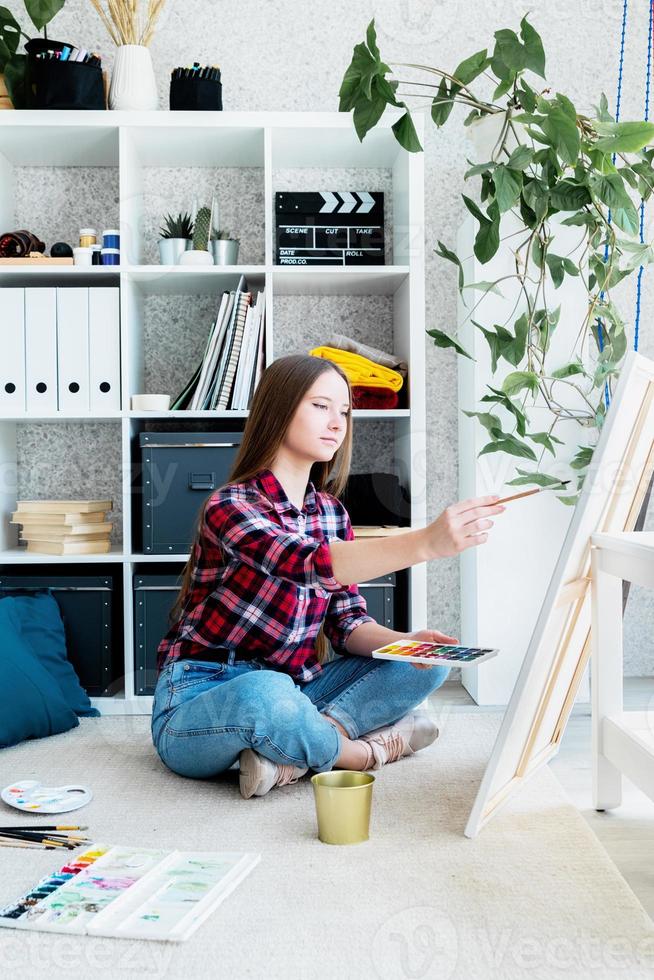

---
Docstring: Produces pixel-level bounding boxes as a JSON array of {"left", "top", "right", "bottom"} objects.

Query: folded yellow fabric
[{"left": 309, "top": 346, "right": 404, "bottom": 391}]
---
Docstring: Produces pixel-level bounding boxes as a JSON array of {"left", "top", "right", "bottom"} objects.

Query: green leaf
[
  {"left": 570, "top": 446, "right": 594, "bottom": 470},
  {"left": 479, "top": 385, "right": 527, "bottom": 436},
  {"left": 593, "top": 120, "right": 654, "bottom": 154},
  {"left": 519, "top": 16, "right": 546, "bottom": 77},
  {"left": 558, "top": 494, "right": 581, "bottom": 506},
  {"left": 507, "top": 469, "right": 567, "bottom": 487},
  {"left": 431, "top": 77, "right": 454, "bottom": 127},
  {"left": 549, "top": 179, "right": 591, "bottom": 211},
  {"left": 353, "top": 96, "right": 387, "bottom": 143},
  {"left": 426, "top": 327, "right": 474, "bottom": 360},
  {"left": 502, "top": 370, "right": 540, "bottom": 397},
  {"left": 493, "top": 74, "right": 515, "bottom": 100},
  {"left": 475, "top": 314, "right": 528, "bottom": 371},
  {"left": 545, "top": 252, "right": 566, "bottom": 288},
  {"left": 462, "top": 410, "right": 504, "bottom": 438},
  {"left": 591, "top": 174, "right": 639, "bottom": 235},
  {"left": 493, "top": 164, "right": 523, "bottom": 213},
  {"left": 464, "top": 159, "right": 496, "bottom": 179},
  {"left": 434, "top": 240, "right": 464, "bottom": 289},
  {"left": 517, "top": 80, "right": 537, "bottom": 113},
  {"left": 463, "top": 195, "right": 500, "bottom": 263},
  {"left": 24, "top": 0, "right": 64, "bottom": 31},
  {"left": 526, "top": 431, "right": 564, "bottom": 456},
  {"left": 593, "top": 360, "right": 620, "bottom": 387},
  {"left": 595, "top": 92, "right": 614, "bottom": 123},
  {"left": 479, "top": 435, "right": 538, "bottom": 461},
  {"left": 539, "top": 107, "right": 580, "bottom": 165},
  {"left": 452, "top": 48, "right": 490, "bottom": 86},
  {"left": 462, "top": 280, "right": 505, "bottom": 297},
  {"left": 493, "top": 28, "right": 526, "bottom": 73},
  {"left": 392, "top": 110, "right": 423, "bottom": 152},
  {"left": 506, "top": 144, "right": 534, "bottom": 170},
  {"left": 551, "top": 360, "right": 586, "bottom": 379},
  {"left": 0, "top": 6, "right": 21, "bottom": 71},
  {"left": 366, "top": 19, "right": 380, "bottom": 59}
]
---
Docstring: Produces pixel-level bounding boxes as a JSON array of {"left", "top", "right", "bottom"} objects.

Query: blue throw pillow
[
  {"left": 0, "top": 601, "right": 79, "bottom": 749},
  {"left": 2, "top": 593, "right": 100, "bottom": 717}
]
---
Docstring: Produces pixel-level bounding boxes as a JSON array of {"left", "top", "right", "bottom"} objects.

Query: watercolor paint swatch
[
  {"left": 372, "top": 640, "right": 500, "bottom": 666},
  {"left": 0, "top": 844, "right": 260, "bottom": 942}
]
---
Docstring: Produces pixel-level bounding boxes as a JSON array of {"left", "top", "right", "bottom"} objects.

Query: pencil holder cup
[
  {"left": 170, "top": 74, "right": 222, "bottom": 110},
  {"left": 311, "top": 771, "right": 374, "bottom": 845}
]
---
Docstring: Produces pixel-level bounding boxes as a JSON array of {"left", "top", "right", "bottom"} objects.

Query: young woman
[{"left": 151, "top": 354, "right": 505, "bottom": 799}]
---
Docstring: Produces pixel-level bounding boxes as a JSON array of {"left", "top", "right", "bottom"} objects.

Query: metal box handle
[{"left": 189, "top": 471, "right": 216, "bottom": 491}]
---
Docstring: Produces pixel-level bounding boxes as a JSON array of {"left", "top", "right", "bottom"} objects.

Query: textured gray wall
[{"left": 10, "top": 0, "right": 654, "bottom": 674}]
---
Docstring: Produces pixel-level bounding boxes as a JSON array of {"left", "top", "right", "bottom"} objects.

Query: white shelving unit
[{"left": 0, "top": 110, "right": 426, "bottom": 714}]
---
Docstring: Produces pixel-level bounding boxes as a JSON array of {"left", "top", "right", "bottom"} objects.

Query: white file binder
[
  {"left": 0, "top": 288, "right": 26, "bottom": 414},
  {"left": 25, "top": 288, "right": 57, "bottom": 413},
  {"left": 89, "top": 287, "right": 120, "bottom": 412},
  {"left": 57, "top": 288, "right": 89, "bottom": 413}
]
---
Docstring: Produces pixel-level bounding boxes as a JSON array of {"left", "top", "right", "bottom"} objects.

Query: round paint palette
[{"left": 1, "top": 780, "right": 93, "bottom": 813}]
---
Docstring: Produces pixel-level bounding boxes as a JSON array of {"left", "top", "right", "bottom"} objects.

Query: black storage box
[
  {"left": 170, "top": 74, "right": 222, "bottom": 110},
  {"left": 138, "top": 431, "right": 243, "bottom": 554},
  {"left": 133, "top": 570, "right": 396, "bottom": 695},
  {"left": 25, "top": 38, "right": 105, "bottom": 110},
  {"left": 0, "top": 574, "right": 114, "bottom": 695}
]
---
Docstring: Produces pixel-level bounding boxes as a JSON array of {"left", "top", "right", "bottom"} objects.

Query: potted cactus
[
  {"left": 179, "top": 201, "right": 214, "bottom": 265},
  {"left": 158, "top": 211, "right": 193, "bottom": 264},
  {"left": 211, "top": 228, "right": 240, "bottom": 265}
]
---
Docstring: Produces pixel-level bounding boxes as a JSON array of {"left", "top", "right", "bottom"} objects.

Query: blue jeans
[{"left": 151, "top": 652, "right": 450, "bottom": 779}]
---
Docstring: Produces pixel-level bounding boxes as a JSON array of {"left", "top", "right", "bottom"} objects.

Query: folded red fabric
[{"left": 351, "top": 386, "right": 399, "bottom": 410}]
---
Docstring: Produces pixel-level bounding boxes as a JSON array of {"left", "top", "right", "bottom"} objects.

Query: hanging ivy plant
[{"left": 339, "top": 16, "right": 654, "bottom": 504}]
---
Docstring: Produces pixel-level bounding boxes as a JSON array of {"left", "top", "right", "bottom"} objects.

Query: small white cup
[
  {"left": 73, "top": 246, "right": 93, "bottom": 266},
  {"left": 131, "top": 393, "right": 171, "bottom": 411}
]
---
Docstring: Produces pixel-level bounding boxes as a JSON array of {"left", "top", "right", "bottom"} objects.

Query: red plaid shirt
[{"left": 156, "top": 468, "right": 375, "bottom": 681}]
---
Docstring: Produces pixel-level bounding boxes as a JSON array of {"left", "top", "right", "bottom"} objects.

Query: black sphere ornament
[{"left": 51, "top": 242, "right": 74, "bottom": 258}]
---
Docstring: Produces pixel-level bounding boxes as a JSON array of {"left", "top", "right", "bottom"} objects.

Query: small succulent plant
[
  {"left": 212, "top": 228, "right": 241, "bottom": 244},
  {"left": 159, "top": 212, "right": 194, "bottom": 240}
]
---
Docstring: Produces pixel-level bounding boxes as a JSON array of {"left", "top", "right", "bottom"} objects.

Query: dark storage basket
[
  {"left": 170, "top": 75, "right": 222, "bottom": 111},
  {"left": 25, "top": 38, "right": 105, "bottom": 109}
]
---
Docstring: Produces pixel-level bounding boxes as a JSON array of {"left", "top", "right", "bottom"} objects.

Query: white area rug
[{"left": 0, "top": 711, "right": 652, "bottom": 980}]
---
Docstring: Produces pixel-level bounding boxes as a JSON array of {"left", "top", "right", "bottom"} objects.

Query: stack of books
[
  {"left": 12, "top": 499, "right": 113, "bottom": 555},
  {"left": 171, "top": 274, "right": 266, "bottom": 411}
]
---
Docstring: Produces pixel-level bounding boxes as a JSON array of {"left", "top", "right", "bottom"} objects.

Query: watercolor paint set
[
  {"left": 0, "top": 844, "right": 260, "bottom": 942},
  {"left": 372, "top": 640, "right": 500, "bottom": 666}
]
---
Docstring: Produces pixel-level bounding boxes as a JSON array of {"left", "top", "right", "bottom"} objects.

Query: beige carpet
[{"left": 0, "top": 711, "right": 652, "bottom": 980}]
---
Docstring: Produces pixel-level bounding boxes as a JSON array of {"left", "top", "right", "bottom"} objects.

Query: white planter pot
[
  {"left": 158, "top": 238, "right": 192, "bottom": 264},
  {"left": 109, "top": 45, "right": 158, "bottom": 111},
  {"left": 467, "top": 111, "right": 525, "bottom": 163},
  {"left": 178, "top": 249, "right": 214, "bottom": 266}
]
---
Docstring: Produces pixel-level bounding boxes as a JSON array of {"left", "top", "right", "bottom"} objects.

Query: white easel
[{"left": 591, "top": 531, "right": 654, "bottom": 810}]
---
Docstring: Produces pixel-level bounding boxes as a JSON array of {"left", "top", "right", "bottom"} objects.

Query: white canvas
[{"left": 465, "top": 349, "right": 654, "bottom": 837}]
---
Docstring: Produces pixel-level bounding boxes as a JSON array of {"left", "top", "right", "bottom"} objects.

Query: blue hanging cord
[
  {"left": 634, "top": 0, "right": 653, "bottom": 354},
  {"left": 597, "top": 0, "right": 629, "bottom": 410}
]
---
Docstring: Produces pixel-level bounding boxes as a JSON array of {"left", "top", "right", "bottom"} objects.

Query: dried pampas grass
[{"left": 89, "top": 0, "right": 166, "bottom": 47}]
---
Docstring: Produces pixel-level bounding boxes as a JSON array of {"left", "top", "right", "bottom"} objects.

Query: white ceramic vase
[{"left": 109, "top": 45, "right": 158, "bottom": 111}]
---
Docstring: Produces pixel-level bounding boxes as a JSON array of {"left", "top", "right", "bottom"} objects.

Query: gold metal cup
[{"left": 311, "top": 771, "right": 375, "bottom": 845}]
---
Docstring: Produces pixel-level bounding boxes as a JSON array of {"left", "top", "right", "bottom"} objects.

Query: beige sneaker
[
  {"left": 359, "top": 711, "right": 440, "bottom": 770},
  {"left": 238, "top": 748, "right": 308, "bottom": 799}
]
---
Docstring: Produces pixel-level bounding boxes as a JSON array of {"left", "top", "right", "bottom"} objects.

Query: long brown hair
[{"left": 168, "top": 354, "right": 354, "bottom": 664}]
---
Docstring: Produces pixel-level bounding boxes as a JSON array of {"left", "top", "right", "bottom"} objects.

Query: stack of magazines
[{"left": 172, "top": 275, "right": 266, "bottom": 411}]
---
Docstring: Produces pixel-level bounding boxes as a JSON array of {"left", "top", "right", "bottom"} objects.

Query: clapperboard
[{"left": 275, "top": 191, "right": 385, "bottom": 266}]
